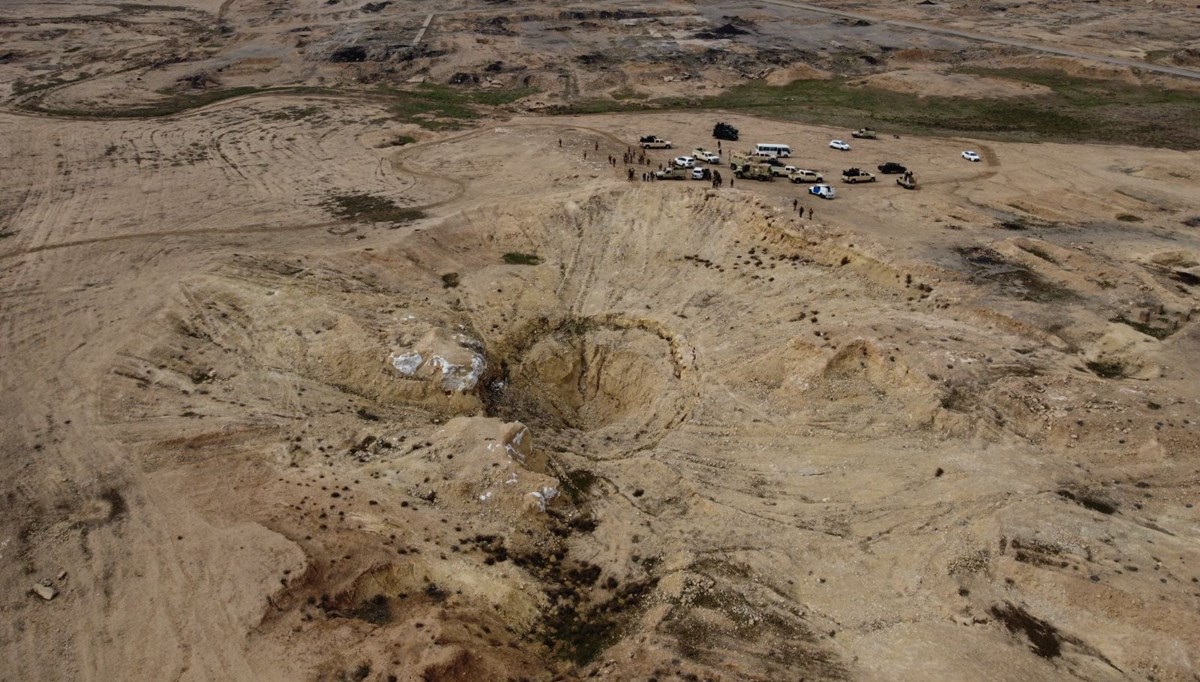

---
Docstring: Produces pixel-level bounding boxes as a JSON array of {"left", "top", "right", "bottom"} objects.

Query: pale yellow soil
[{"left": 2, "top": 0, "right": 1200, "bottom": 680}]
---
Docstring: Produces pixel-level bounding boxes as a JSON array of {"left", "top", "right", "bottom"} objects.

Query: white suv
[
  {"left": 829, "top": 139, "right": 851, "bottom": 151},
  {"left": 809, "top": 184, "right": 837, "bottom": 199},
  {"left": 674, "top": 156, "right": 695, "bottom": 168},
  {"left": 961, "top": 150, "right": 981, "bottom": 162}
]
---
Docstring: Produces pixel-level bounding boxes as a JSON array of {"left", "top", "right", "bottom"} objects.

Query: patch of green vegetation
[
  {"left": 0, "top": 230, "right": 15, "bottom": 239},
  {"left": 379, "top": 84, "right": 538, "bottom": 130},
  {"left": 547, "top": 97, "right": 674, "bottom": 116},
  {"left": 441, "top": 272, "right": 460, "bottom": 288},
  {"left": 561, "top": 468, "right": 597, "bottom": 504},
  {"left": 1144, "top": 48, "right": 1176, "bottom": 65},
  {"left": 350, "top": 594, "right": 391, "bottom": 625},
  {"left": 390, "top": 134, "right": 417, "bottom": 146},
  {"left": 1116, "top": 213, "right": 1144, "bottom": 222},
  {"left": 551, "top": 70, "right": 1200, "bottom": 150},
  {"left": 322, "top": 192, "right": 425, "bottom": 227},
  {"left": 610, "top": 87, "right": 650, "bottom": 101},
  {"left": 503, "top": 252, "right": 541, "bottom": 265},
  {"left": 27, "top": 86, "right": 336, "bottom": 119},
  {"left": 12, "top": 72, "right": 92, "bottom": 97},
  {"left": 262, "top": 105, "right": 324, "bottom": 121}
]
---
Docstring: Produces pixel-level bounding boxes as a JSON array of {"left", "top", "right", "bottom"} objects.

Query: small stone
[
  {"left": 56, "top": 570, "right": 67, "bottom": 581},
  {"left": 32, "top": 584, "right": 57, "bottom": 601}
]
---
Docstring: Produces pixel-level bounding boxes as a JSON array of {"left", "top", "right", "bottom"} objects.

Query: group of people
[
  {"left": 563, "top": 138, "right": 811, "bottom": 216},
  {"left": 792, "top": 198, "right": 813, "bottom": 220},
  {"left": 622, "top": 149, "right": 651, "bottom": 166}
]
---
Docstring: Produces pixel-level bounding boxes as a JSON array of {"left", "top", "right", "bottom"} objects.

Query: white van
[{"left": 754, "top": 143, "right": 792, "bottom": 158}]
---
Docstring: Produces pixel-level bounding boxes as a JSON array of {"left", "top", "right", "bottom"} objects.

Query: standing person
[
  {"left": 808, "top": 207, "right": 813, "bottom": 220},
  {"left": 583, "top": 150, "right": 587, "bottom": 160},
  {"left": 717, "top": 140, "right": 721, "bottom": 152},
  {"left": 798, "top": 205, "right": 805, "bottom": 220},
  {"left": 730, "top": 177, "right": 735, "bottom": 188},
  {"left": 558, "top": 138, "right": 562, "bottom": 148},
  {"left": 792, "top": 198, "right": 798, "bottom": 211}
]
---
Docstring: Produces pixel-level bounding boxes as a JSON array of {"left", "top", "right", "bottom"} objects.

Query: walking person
[{"left": 807, "top": 207, "right": 813, "bottom": 220}]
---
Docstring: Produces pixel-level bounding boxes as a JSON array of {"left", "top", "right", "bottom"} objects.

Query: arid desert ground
[{"left": 2, "top": 0, "right": 1200, "bottom": 680}]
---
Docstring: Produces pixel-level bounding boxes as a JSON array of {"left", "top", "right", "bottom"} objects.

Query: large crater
[{"left": 483, "top": 316, "right": 692, "bottom": 454}]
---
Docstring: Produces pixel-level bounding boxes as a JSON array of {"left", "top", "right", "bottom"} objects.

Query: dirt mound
[{"left": 786, "top": 338, "right": 941, "bottom": 435}]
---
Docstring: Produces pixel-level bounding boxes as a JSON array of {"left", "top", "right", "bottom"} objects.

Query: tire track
[{"left": 0, "top": 120, "right": 647, "bottom": 262}]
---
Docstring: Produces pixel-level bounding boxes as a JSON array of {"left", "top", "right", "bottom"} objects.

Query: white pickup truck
[{"left": 693, "top": 148, "right": 720, "bottom": 163}]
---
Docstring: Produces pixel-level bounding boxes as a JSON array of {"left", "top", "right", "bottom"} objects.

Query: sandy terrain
[{"left": 2, "top": 0, "right": 1200, "bottom": 681}]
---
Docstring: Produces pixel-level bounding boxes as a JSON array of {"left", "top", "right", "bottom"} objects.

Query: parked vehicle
[
  {"left": 654, "top": 167, "right": 688, "bottom": 180},
  {"left": 841, "top": 167, "right": 876, "bottom": 183},
  {"left": 754, "top": 143, "right": 792, "bottom": 158},
  {"left": 640, "top": 136, "right": 673, "bottom": 149},
  {"left": 829, "top": 139, "right": 851, "bottom": 151},
  {"left": 877, "top": 162, "right": 907, "bottom": 174},
  {"left": 693, "top": 148, "right": 721, "bottom": 163},
  {"left": 897, "top": 170, "right": 917, "bottom": 190},
  {"left": 673, "top": 156, "right": 695, "bottom": 168},
  {"left": 962, "top": 150, "right": 982, "bottom": 162},
  {"left": 729, "top": 152, "right": 774, "bottom": 169},
  {"left": 731, "top": 158, "right": 773, "bottom": 181},
  {"left": 851, "top": 128, "right": 877, "bottom": 139},
  {"left": 787, "top": 169, "right": 824, "bottom": 183},
  {"left": 691, "top": 167, "right": 712, "bottom": 180},
  {"left": 713, "top": 122, "right": 739, "bottom": 141},
  {"left": 771, "top": 164, "right": 800, "bottom": 177},
  {"left": 809, "top": 184, "right": 837, "bottom": 199}
]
